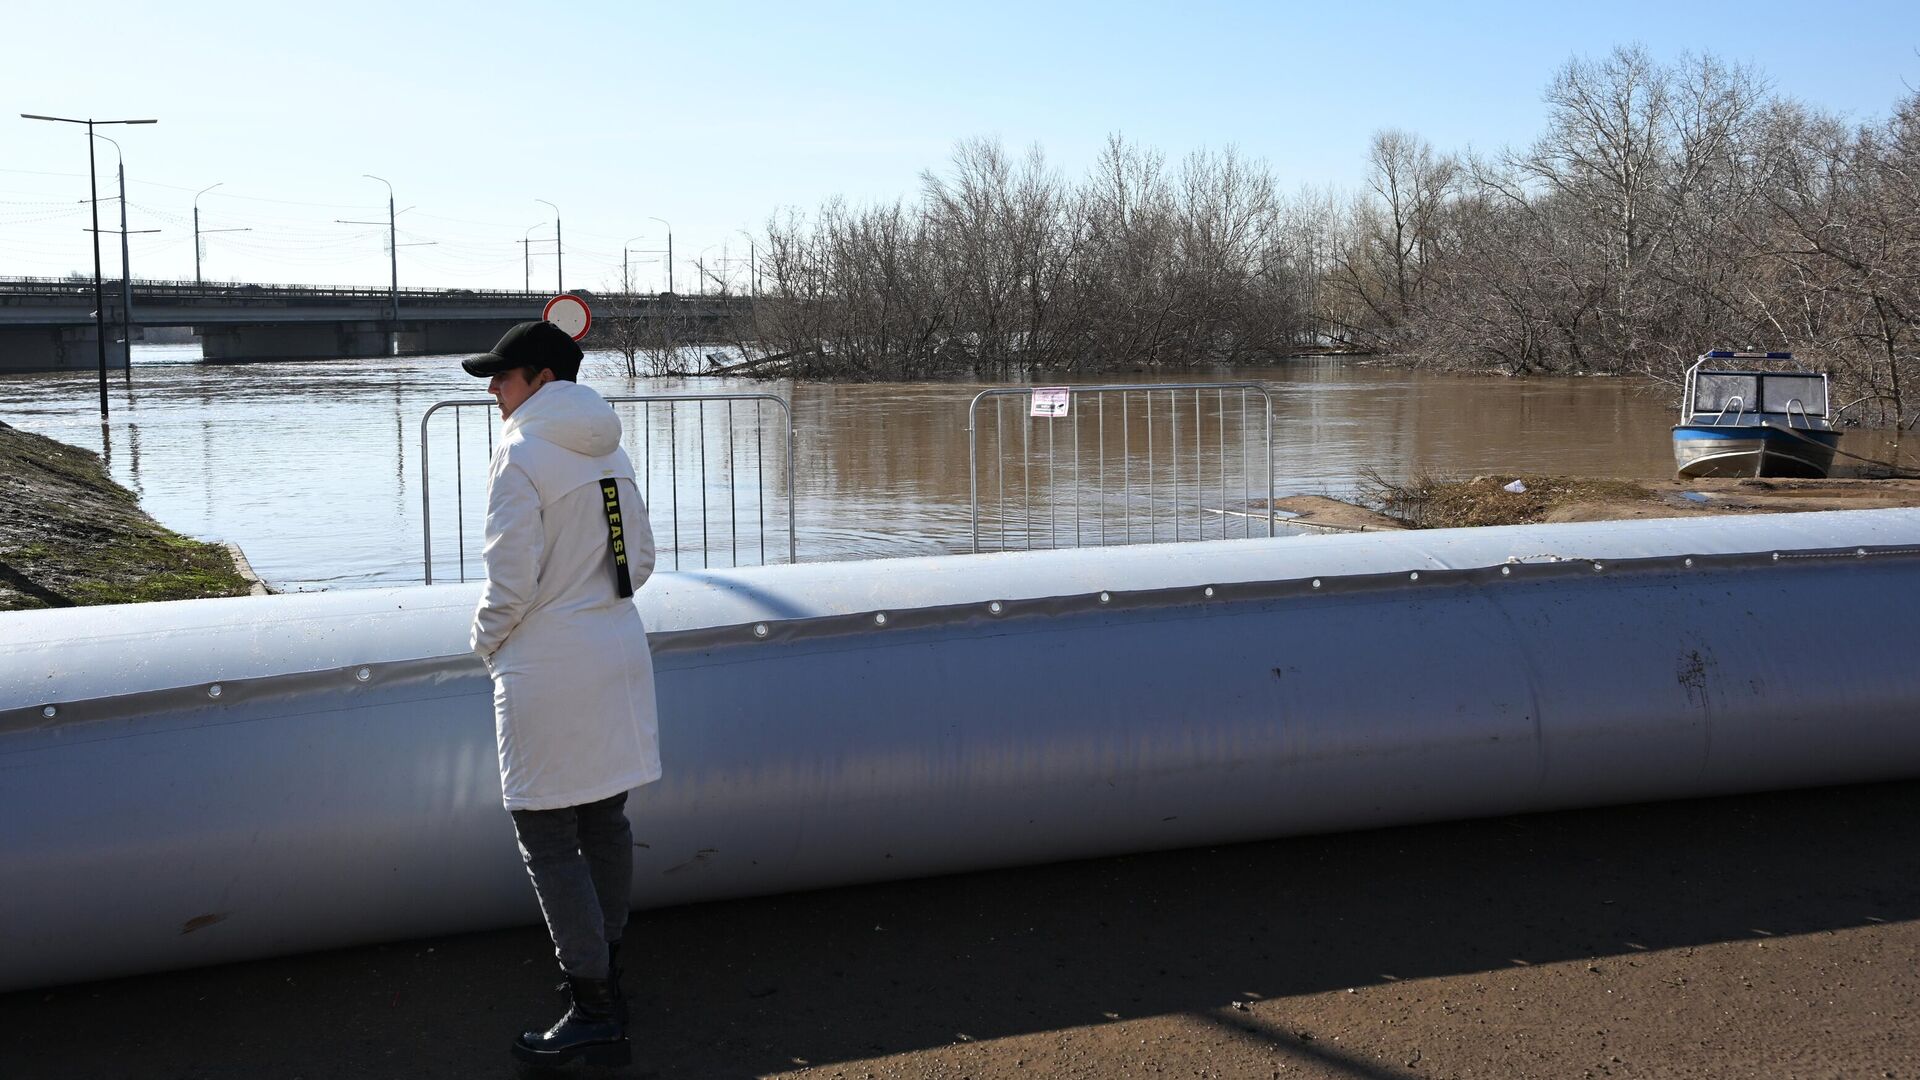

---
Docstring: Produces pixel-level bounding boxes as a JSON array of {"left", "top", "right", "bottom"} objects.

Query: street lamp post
[
  {"left": 194, "top": 183, "right": 219, "bottom": 286},
  {"left": 648, "top": 216, "right": 673, "bottom": 295},
  {"left": 335, "top": 176, "right": 435, "bottom": 355},
  {"left": 86, "top": 136, "right": 164, "bottom": 368},
  {"left": 193, "top": 183, "right": 249, "bottom": 286},
  {"left": 520, "top": 222, "right": 543, "bottom": 293},
  {"left": 626, "top": 241, "right": 669, "bottom": 296},
  {"left": 537, "top": 199, "right": 562, "bottom": 293},
  {"left": 107, "top": 139, "right": 131, "bottom": 353},
  {"left": 697, "top": 244, "right": 725, "bottom": 297},
  {"left": 367, "top": 175, "right": 398, "bottom": 323},
  {"left": 88, "top": 134, "right": 138, "bottom": 370},
  {"left": 21, "top": 112, "right": 157, "bottom": 418}
]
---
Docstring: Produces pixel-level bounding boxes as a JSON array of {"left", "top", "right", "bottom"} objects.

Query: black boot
[
  {"left": 608, "top": 940, "right": 628, "bottom": 1024},
  {"left": 513, "top": 975, "right": 630, "bottom": 1067},
  {"left": 554, "top": 942, "right": 627, "bottom": 1021}
]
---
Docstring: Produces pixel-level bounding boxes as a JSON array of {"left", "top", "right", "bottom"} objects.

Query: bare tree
[
  {"left": 1329, "top": 130, "right": 1458, "bottom": 342},
  {"left": 598, "top": 273, "right": 645, "bottom": 377},
  {"left": 1758, "top": 91, "right": 1920, "bottom": 424},
  {"left": 731, "top": 59, "right": 1911, "bottom": 417}
]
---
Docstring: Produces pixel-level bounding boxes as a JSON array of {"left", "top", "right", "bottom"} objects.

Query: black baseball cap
[{"left": 462, "top": 320, "right": 583, "bottom": 381}]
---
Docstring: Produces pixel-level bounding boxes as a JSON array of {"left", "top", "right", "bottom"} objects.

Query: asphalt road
[{"left": 6, "top": 780, "right": 1917, "bottom": 1079}]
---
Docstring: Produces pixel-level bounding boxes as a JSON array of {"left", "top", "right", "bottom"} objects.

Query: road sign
[{"left": 543, "top": 294, "right": 592, "bottom": 341}]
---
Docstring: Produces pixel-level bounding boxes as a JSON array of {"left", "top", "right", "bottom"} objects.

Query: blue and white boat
[{"left": 1672, "top": 351, "right": 1842, "bottom": 478}]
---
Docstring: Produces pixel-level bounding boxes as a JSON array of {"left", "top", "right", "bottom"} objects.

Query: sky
[{"left": 2, "top": 0, "right": 1915, "bottom": 294}]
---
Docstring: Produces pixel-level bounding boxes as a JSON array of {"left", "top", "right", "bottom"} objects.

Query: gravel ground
[
  {"left": 5, "top": 780, "right": 1916, "bottom": 1080},
  {"left": 1353, "top": 476, "right": 1920, "bottom": 531}
]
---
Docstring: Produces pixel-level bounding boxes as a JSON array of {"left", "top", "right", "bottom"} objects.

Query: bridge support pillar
[
  {"left": 0, "top": 325, "right": 128, "bottom": 374},
  {"left": 198, "top": 322, "right": 391, "bottom": 362},
  {"left": 395, "top": 320, "right": 521, "bottom": 357}
]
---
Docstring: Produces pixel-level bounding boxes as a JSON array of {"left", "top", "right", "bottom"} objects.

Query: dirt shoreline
[
  {"left": 1276, "top": 476, "right": 1920, "bottom": 534},
  {"left": 3, "top": 780, "right": 1914, "bottom": 1079}
]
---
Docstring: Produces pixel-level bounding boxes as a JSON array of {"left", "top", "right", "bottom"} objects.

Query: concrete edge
[{"left": 222, "top": 542, "right": 271, "bottom": 596}]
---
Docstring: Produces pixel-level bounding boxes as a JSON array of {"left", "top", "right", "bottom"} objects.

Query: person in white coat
[{"left": 463, "top": 320, "right": 659, "bottom": 1069}]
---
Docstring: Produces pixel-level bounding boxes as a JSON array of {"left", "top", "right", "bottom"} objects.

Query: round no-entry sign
[{"left": 543, "top": 294, "right": 592, "bottom": 341}]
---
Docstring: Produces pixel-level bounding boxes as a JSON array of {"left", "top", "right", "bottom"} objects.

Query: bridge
[{"left": 0, "top": 277, "right": 755, "bottom": 372}]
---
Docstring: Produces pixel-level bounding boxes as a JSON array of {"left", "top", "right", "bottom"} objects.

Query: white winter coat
[{"left": 470, "top": 381, "right": 661, "bottom": 811}]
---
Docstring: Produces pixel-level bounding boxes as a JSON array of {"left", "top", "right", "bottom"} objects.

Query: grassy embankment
[{"left": 0, "top": 421, "right": 254, "bottom": 610}]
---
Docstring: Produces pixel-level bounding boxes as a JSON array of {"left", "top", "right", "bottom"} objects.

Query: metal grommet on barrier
[
  {"left": 1684, "top": 557, "right": 1694, "bottom": 568},
  {"left": 1500, "top": 566, "right": 1511, "bottom": 576},
  {"left": 1773, "top": 552, "right": 1781, "bottom": 561},
  {"left": 873, "top": 613, "right": 888, "bottom": 626},
  {"left": 753, "top": 623, "right": 769, "bottom": 638},
  {"left": 1203, "top": 587, "right": 1214, "bottom": 598},
  {"left": 1593, "top": 562, "right": 1604, "bottom": 573},
  {"left": 207, "top": 684, "right": 223, "bottom": 699},
  {"left": 1099, "top": 592, "right": 1111, "bottom": 604},
  {"left": 41, "top": 705, "right": 56, "bottom": 719},
  {"left": 355, "top": 667, "right": 372, "bottom": 683},
  {"left": 989, "top": 601, "right": 1004, "bottom": 615},
  {"left": 1409, "top": 571, "right": 1420, "bottom": 582},
  {"left": 1311, "top": 579, "right": 1321, "bottom": 589}
]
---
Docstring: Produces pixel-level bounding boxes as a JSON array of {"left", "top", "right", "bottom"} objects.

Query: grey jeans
[{"left": 510, "top": 791, "right": 633, "bottom": 980}]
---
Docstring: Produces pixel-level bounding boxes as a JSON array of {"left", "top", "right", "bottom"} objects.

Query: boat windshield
[
  {"left": 1694, "top": 373, "right": 1757, "bottom": 414},
  {"left": 1689, "top": 372, "right": 1828, "bottom": 418},
  {"left": 1761, "top": 374, "right": 1826, "bottom": 414}
]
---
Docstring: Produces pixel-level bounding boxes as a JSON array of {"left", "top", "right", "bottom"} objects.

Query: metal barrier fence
[
  {"left": 420, "top": 393, "right": 794, "bottom": 584},
  {"left": 967, "top": 383, "right": 1276, "bottom": 553}
]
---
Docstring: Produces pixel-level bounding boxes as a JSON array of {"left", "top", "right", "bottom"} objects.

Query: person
[{"left": 463, "top": 320, "right": 660, "bottom": 1068}]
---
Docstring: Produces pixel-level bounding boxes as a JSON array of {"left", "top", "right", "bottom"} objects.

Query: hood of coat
[{"left": 503, "top": 380, "right": 622, "bottom": 455}]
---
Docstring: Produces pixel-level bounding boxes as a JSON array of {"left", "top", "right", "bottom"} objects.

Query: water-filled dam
[{"left": 4, "top": 509, "right": 1918, "bottom": 992}]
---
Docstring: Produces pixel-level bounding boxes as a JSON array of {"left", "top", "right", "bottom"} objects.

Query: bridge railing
[
  {"left": 0, "top": 278, "right": 553, "bottom": 302},
  {"left": 966, "top": 383, "right": 1277, "bottom": 553},
  {"left": 0, "top": 276, "right": 757, "bottom": 307},
  {"left": 420, "top": 393, "right": 795, "bottom": 585}
]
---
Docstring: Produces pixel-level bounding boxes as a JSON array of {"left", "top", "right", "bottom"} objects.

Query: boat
[{"left": 1672, "top": 351, "right": 1842, "bottom": 478}]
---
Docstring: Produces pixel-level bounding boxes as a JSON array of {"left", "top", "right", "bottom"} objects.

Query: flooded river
[{"left": 2, "top": 346, "right": 1913, "bottom": 592}]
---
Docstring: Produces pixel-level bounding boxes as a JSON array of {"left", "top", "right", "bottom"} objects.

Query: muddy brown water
[{"left": 2, "top": 347, "right": 1914, "bottom": 591}]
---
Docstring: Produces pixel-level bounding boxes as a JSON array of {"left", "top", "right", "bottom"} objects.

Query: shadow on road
[{"left": 6, "top": 779, "right": 1916, "bottom": 1079}]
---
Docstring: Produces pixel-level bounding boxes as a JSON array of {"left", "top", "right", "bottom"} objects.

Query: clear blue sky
[{"left": 3, "top": 0, "right": 1915, "bottom": 292}]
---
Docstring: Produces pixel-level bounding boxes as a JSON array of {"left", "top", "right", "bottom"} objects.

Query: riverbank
[
  {"left": 1343, "top": 473, "right": 1920, "bottom": 530},
  {"left": 0, "top": 421, "right": 257, "bottom": 609}
]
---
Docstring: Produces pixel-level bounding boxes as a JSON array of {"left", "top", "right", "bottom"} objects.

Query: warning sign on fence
[{"left": 1029, "top": 387, "right": 1070, "bottom": 418}]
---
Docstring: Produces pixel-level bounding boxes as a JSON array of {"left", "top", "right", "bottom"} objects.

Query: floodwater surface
[{"left": 2, "top": 346, "right": 1912, "bottom": 591}]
